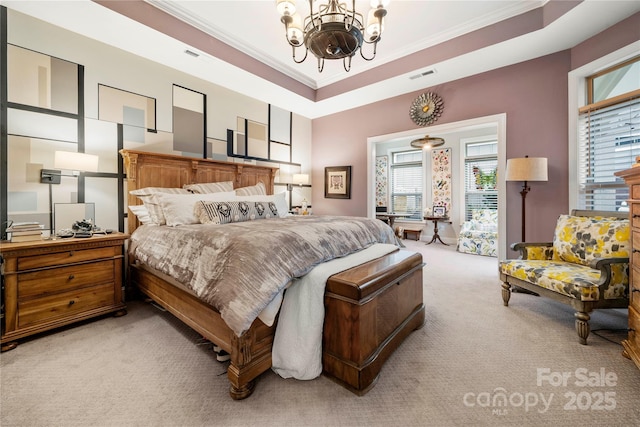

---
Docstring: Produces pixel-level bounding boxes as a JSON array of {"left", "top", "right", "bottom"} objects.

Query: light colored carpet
[{"left": 1, "top": 240, "right": 639, "bottom": 426}]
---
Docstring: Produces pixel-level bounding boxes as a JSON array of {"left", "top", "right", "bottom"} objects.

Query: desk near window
[{"left": 376, "top": 212, "right": 411, "bottom": 230}]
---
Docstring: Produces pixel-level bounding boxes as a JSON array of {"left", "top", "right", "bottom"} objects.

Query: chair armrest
[
  {"left": 589, "top": 257, "right": 630, "bottom": 294},
  {"left": 510, "top": 242, "right": 553, "bottom": 260}
]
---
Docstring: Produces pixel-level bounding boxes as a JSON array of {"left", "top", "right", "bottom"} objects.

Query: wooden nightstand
[{"left": 0, "top": 233, "right": 128, "bottom": 351}]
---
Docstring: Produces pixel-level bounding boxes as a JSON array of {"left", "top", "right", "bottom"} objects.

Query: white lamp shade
[
  {"left": 293, "top": 173, "right": 309, "bottom": 185},
  {"left": 54, "top": 151, "right": 99, "bottom": 173},
  {"left": 505, "top": 157, "right": 548, "bottom": 181}
]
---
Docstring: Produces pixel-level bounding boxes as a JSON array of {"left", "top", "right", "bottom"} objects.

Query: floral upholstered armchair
[
  {"left": 499, "top": 210, "right": 630, "bottom": 345},
  {"left": 457, "top": 209, "right": 498, "bottom": 257}
]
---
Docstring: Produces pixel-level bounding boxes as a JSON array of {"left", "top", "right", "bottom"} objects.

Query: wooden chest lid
[{"left": 326, "top": 249, "right": 423, "bottom": 302}]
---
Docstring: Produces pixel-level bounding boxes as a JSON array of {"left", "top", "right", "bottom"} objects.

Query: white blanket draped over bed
[
  {"left": 129, "top": 215, "right": 398, "bottom": 337},
  {"left": 271, "top": 243, "right": 399, "bottom": 380}
]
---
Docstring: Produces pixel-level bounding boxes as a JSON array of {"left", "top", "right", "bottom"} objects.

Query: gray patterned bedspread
[{"left": 129, "top": 215, "right": 397, "bottom": 336}]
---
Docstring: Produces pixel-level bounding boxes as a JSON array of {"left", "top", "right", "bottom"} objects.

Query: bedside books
[{"left": 6, "top": 222, "right": 44, "bottom": 242}]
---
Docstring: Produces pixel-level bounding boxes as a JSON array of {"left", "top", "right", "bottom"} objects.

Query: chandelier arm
[
  {"left": 292, "top": 45, "right": 309, "bottom": 64},
  {"left": 343, "top": 55, "right": 352, "bottom": 72},
  {"left": 360, "top": 40, "right": 378, "bottom": 61},
  {"left": 344, "top": 0, "right": 356, "bottom": 31},
  {"left": 317, "top": 57, "right": 325, "bottom": 73},
  {"left": 308, "top": 0, "right": 321, "bottom": 32}
]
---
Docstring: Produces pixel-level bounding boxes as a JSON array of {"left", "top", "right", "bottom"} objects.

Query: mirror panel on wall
[
  {"left": 98, "top": 84, "right": 156, "bottom": 134},
  {"left": 85, "top": 177, "right": 120, "bottom": 231},
  {"left": 85, "top": 118, "right": 119, "bottom": 173},
  {"left": 8, "top": 109, "right": 77, "bottom": 142},
  {"left": 7, "top": 135, "right": 81, "bottom": 229},
  {"left": 8, "top": 44, "right": 78, "bottom": 114}
]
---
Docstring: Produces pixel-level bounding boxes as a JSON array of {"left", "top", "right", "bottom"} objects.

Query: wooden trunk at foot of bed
[{"left": 323, "top": 249, "right": 425, "bottom": 394}]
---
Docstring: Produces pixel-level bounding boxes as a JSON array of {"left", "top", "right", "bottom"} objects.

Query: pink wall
[
  {"left": 312, "top": 52, "right": 570, "bottom": 253},
  {"left": 311, "top": 14, "right": 638, "bottom": 254}
]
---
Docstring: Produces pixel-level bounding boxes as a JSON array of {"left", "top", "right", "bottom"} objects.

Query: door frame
[{"left": 367, "top": 113, "right": 507, "bottom": 260}]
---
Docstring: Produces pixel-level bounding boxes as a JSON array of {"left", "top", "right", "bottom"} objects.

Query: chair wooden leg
[
  {"left": 501, "top": 282, "right": 511, "bottom": 306},
  {"left": 575, "top": 311, "right": 590, "bottom": 345}
]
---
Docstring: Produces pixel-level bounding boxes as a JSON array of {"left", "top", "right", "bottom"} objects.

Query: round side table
[{"left": 423, "top": 216, "right": 451, "bottom": 245}]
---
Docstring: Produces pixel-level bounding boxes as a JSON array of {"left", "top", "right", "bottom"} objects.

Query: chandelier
[
  {"left": 410, "top": 135, "right": 445, "bottom": 150},
  {"left": 276, "top": 0, "right": 390, "bottom": 72}
]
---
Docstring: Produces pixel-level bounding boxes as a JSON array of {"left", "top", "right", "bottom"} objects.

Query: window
[
  {"left": 390, "top": 150, "right": 422, "bottom": 220},
  {"left": 464, "top": 140, "right": 497, "bottom": 220},
  {"left": 577, "top": 56, "right": 640, "bottom": 211}
]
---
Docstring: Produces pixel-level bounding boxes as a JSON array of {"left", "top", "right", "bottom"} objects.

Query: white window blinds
[
  {"left": 464, "top": 157, "right": 498, "bottom": 220},
  {"left": 577, "top": 95, "right": 640, "bottom": 211},
  {"left": 463, "top": 140, "right": 498, "bottom": 221},
  {"left": 391, "top": 150, "right": 422, "bottom": 220}
]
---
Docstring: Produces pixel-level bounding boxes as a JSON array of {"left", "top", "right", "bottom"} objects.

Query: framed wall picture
[
  {"left": 433, "top": 206, "right": 446, "bottom": 217},
  {"left": 325, "top": 166, "right": 351, "bottom": 199}
]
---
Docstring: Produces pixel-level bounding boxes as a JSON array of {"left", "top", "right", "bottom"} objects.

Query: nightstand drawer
[
  {"left": 18, "top": 284, "right": 115, "bottom": 328},
  {"left": 18, "top": 260, "right": 115, "bottom": 299},
  {"left": 18, "top": 247, "right": 117, "bottom": 270},
  {"left": 632, "top": 203, "right": 640, "bottom": 229}
]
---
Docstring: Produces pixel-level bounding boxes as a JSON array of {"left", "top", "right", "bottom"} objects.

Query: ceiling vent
[
  {"left": 184, "top": 49, "right": 200, "bottom": 58},
  {"left": 409, "top": 69, "right": 436, "bottom": 80}
]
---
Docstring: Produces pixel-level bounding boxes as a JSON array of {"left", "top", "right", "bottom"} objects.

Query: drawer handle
[
  {"left": 68, "top": 300, "right": 75, "bottom": 306},
  {"left": 634, "top": 214, "right": 640, "bottom": 218},
  {"left": 68, "top": 274, "right": 75, "bottom": 280},
  {"left": 634, "top": 249, "right": 640, "bottom": 253},
  {"left": 633, "top": 289, "right": 640, "bottom": 293},
  {"left": 68, "top": 251, "right": 74, "bottom": 257}
]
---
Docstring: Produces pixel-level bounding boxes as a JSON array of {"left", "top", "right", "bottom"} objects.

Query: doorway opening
[{"left": 367, "top": 114, "right": 507, "bottom": 260}]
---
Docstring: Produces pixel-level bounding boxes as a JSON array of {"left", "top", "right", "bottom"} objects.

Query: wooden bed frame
[{"left": 121, "top": 149, "right": 424, "bottom": 399}]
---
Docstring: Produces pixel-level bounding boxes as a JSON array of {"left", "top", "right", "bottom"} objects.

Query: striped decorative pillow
[
  {"left": 235, "top": 181, "right": 266, "bottom": 196},
  {"left": 183, "top": 181, "right": 234, "bottom": 194}
]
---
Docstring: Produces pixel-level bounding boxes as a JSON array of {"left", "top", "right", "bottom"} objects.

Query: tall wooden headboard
[{"left": 120, "top": 150, "right": 278, "bottom": 234}]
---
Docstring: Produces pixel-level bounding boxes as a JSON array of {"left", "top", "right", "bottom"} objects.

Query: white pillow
[
  {"left": 129, "top": 187, "right": 190, "bottom": 225},
  {"left": 128, "top": 205, "right": 153, "bottom": 225},
  {"left": 235, "top": 181, "right": 266, "bottom": 196},
  {"left": 236, "top": 192, "right": 289, "bottom": 218},
  {"left": 184, "top": 181, "right": 234, "bottom": 194},
  {"left": 155, "top": 191, "right": 237, "bottom": 226}
]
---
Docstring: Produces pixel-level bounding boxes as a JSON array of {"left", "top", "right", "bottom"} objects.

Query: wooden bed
[{"left": 121, "top": 149, "right": 425, "bottom": 399}]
